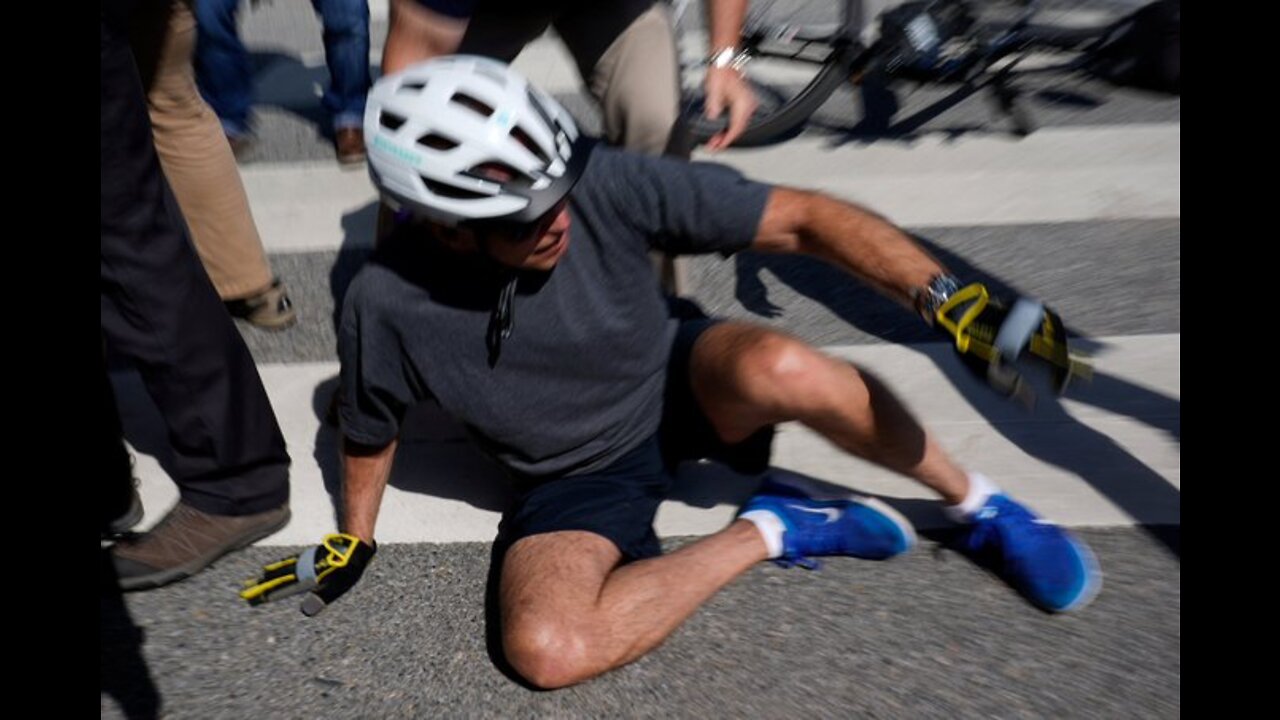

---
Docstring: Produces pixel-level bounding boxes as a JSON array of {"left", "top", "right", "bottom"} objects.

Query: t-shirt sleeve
[
  {"left": 337, "top": 274, "right": 419, "bottom": 447},
  {"left": 585, "top": 147, "right": 772, "bottom": 257}
]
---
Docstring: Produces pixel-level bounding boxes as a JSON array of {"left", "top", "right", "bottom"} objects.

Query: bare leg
[
  {"left": 693, "top": 322, "right": 1107, "bottom": 614},
  {"left": 501, "top": 322, "right": 978, "bottom": 689},
  {"left": 500, "top": 524, "right": 767, "bottom": 689},
  {"left": 689, "top": 322, "right": 971, "bottom": 504}
]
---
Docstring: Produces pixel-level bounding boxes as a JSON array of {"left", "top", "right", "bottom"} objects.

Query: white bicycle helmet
[{"left": 364, "top": 55, "right": 593, "bottom": 226}]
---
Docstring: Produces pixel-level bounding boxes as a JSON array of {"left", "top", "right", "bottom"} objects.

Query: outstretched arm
[
  {"left": 749, "top": 186, "right": 1090, "bottom": 401},
  {"left": 750, "top": 187, "right": 947, "bottom": 321}
]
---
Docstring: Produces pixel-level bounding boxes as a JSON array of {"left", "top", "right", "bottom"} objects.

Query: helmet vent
[
  {"left": 380, "top": 111, "right": 407, "bottom": 131},
  {"left": 466, "top": 161, "right": 532, "bottom": 190},
  {"left": 450, "top": 92, "right": 495, "bottom": 118},
  {"left": 510, "top": 126, "right": 550, "bottom": 165},
  {"left": 398, "top": 80, "right": 427, "bottom": 94},
  {"left": 417, "top": 133, "right": 459, "bottom": 151},
  {"left": 422, "top": 177, "right": 489, "bottom": 200},
  {"left": 525, "top": 88, "right": 556, "bottom": 132}
]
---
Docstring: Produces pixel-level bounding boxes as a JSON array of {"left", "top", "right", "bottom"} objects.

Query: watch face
[
  {"left": 932, "top": 275, "right": 960, "bottom": 299},
  {"left": 919, "top": 275, "right": 961, "bottom": 317}
]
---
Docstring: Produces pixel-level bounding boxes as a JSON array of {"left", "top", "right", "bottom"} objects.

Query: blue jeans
[{"left": 194, "top": 0, "right": 371, "bottom": 136}]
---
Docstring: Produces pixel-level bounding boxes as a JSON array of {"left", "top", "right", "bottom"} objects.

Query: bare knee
[
  {"left": 497, "top": 532, "right": 622, "bottom": 688},
  {"left": 733, "top": 334, "right": 839, "bottom": 415},
  {"left": 693, "top": 328, "right": 847, "bottom": 443},
  {"left": 503, "top": 617, "right": 592, "bottom": 690}
]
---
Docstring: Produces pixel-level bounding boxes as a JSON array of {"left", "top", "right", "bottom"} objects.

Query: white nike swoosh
[{"left": 787, "top": 504, "right": 842, "bottom": 523}]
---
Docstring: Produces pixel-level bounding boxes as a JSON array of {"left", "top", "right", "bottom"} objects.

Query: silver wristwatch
[
  {"left": 913, "top": 274, "right": 961, "bottom": 321},
  {"left": 707, "top": 47, "right": 751, "bottom": 72}
]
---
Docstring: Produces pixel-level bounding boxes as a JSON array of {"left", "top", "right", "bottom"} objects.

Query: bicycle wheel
[{"left": 671, "top": 0, "right": 865, "bottom": 147}]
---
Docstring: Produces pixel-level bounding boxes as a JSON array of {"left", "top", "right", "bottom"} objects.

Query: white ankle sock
[
  {"left": 739, "top": 510, "right": 785, "bottom": 559},
  {"left": 945, "top": 472, "right": 1000, "bottom": 523}
]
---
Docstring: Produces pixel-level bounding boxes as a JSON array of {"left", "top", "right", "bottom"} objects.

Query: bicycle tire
[
  {"left": 680, "top": 40, "right": 863, "bottom": 147},
  {"left": 670, "top": 0, "right": 867, "bottom": 149}
]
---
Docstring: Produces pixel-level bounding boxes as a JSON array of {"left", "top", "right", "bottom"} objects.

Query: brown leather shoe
[
  {"left": 335, "top": 127, "right": 366, "bottom": 165},
  {"left": 112, "top": 501, "right": 291, "bottom": 591}
]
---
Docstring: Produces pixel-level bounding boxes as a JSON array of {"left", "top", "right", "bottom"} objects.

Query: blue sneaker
[
  {"left": 952, "top": 494, "right": 1102, "bottom": 613},
  {"left": 739, "top": 476, "right": 916, "bottom": 569}
]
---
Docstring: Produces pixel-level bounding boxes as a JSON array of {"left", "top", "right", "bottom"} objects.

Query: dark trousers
[{"left": 101, "top": 1, "right": 289, "bottom": 516}]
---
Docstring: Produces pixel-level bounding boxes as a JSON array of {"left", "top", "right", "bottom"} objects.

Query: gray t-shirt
[{"left": 338, "top": 145, "right": 771, "bottom": 477}]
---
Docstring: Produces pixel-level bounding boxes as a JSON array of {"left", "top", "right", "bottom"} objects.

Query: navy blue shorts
[{"left": 497, "top": 300, "right": 774, "bottom": 561}]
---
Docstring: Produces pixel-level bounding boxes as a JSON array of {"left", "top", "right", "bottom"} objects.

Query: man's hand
[
  {"left": 933, "top": 283, "right": 1092, "bottom": 405},
  {"left": 703, "top": 66, "right": 758, "bottom": 150},
  {"left": 240, "top": 533, "right": 376, "bottom": 617}
]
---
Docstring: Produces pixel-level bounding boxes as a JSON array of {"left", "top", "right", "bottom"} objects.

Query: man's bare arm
[
  {"left": 751, "top": 187, "right": 947, "bottom": 320},
  {"left": 342, "top": 437, "right": 399, "bottom": 543}
]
